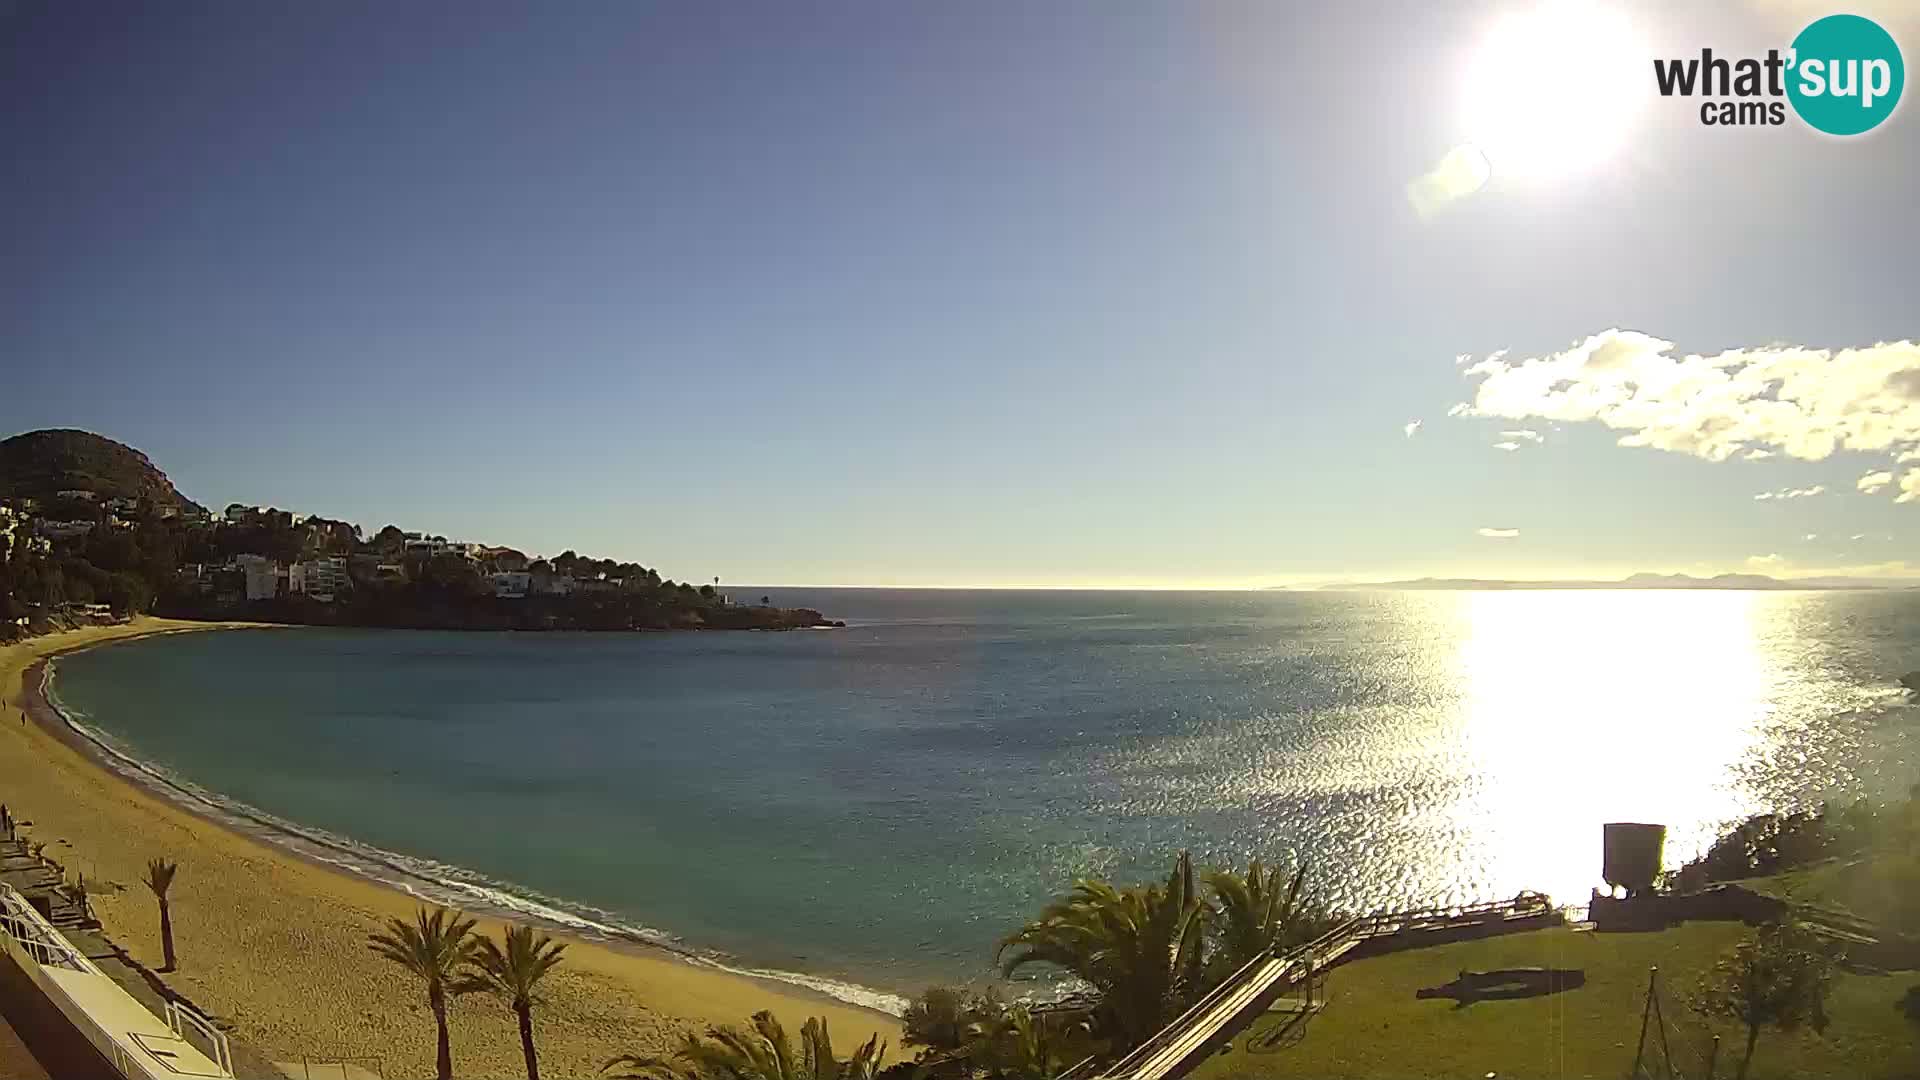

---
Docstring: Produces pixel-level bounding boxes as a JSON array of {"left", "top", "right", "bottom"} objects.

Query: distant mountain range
[{"left": 1316, "top": 573, "right": 1917, "bottom": 591}]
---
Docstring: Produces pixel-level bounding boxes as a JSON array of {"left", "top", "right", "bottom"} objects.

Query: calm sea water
[{"left": 49, "top": 589, "right": 1920, "bottom": 1009}]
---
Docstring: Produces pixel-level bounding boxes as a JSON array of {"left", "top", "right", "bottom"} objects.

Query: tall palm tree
[
  {"left": 456, "top": 923, "right": 568, "bottom": 1080},
  {"left": 143, "top": 859, "right": 178, "bottom": 971},
  {"left": 367, "top": 907, "right": 479, "bottom": 1080},
  {"left": 605, "top": 1010, "right": 887, "bottom": 1080},
  {"left": 996, "top": 852, "right": 1209, "bottom": 1055},
  {"left": 1205, "top": 858, "right": 1324, "bottom": 977}
]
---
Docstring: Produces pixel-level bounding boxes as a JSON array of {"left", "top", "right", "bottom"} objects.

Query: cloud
[
  {"left": 1899, "top": 447, "right": 1920, "bottom": 464},
  {"left": 1859, "top": 470, "right": 1894, "bottom": 495},
  {"left": 1745, "top": 553, "right": 1786, "bottom": 570},
  {"left": 1743, "top": 449, "right": 1775, "bottom": 461},
  {"left": 1454, "top": 331, "right": 1920, "bottom": 472},
  {"left": 1493, "top": 441, "right": 1521, "bottom": 451},
  {"left": 1500, "top": 429, "right": 1544, "bottom": 444},
  {"left": 1476, "top": 527, "right": 1520, "bottom": 538},
  {"left": 1850, "top": 534, "right": 1866, "bottom": 541},
  {"left": 1404, "top": 420, "right": 1422, "bottom": 438},
  {"left": 1900, "top": 468, "right": 1920, "bottom": 504},
  {"left": 1753, "top": 485, "right": 1825, "bottom": 500},
  {"left": 1408, "top": 144, "right": 1492, "bottom": 217},
  {"left": 1803, "top": 533, "right": 1819, "bottom": 541}
]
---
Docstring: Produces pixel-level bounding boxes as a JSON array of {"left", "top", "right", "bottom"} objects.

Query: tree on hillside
[
  {"left": 368, "top": 907, "right": 480, "bottom": 1080},
  {"left": 1698, "top": 922, "right": 1835, "bottom": 1080},
  {"left": 456, "top": 923, "right": 568, "bottom": 1080},
  {"left": 142, "top": 858, "right": 179, "bottom": 971},
  {"left": 998, "top": 852, "right": 1209, "bottom": 1055},
  {"left": 605, "top": 1010, "right": 887, "bottom": 1080}
]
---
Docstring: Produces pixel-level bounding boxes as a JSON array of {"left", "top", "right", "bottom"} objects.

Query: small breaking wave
[{"left": 39, "top": 660, "right": 909, "bottom": 1017}]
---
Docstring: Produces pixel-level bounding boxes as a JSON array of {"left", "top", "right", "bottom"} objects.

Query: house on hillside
[
  {"left": 491, "top": 571, "right": 532, "bottom": 598},
  {"left": 56, "top": 489, "right": 97, "bottom": 501},
  {"left": 291, "top": 556, "right": 350, "bottom": 601},
  {"left": 234, "top": 554, "right": 280, "bottom": 601},
  {"left": 530, "top": 564, "right": 574, "bottom": 595},
  {"left": 36, "top": 520, "right": 95, "bottom": 540}
]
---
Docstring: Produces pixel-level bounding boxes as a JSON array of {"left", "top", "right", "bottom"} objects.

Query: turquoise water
[{"left": 49, "top": 589, "right": 1920, "bottom": 1009}]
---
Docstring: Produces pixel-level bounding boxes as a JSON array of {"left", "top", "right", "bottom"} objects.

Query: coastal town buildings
[{"left": 234, "top": 554, "right": 279, "bottom": 602}]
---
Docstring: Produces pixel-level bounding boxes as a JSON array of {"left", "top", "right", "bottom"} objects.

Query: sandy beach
[{"left": 0, "top": 619, "right": 902, "bottom": 1079}]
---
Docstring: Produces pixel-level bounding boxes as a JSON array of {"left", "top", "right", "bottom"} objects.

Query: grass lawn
[{"left": 1190, "top": 923, "right": 1919, "bottom": 1080}]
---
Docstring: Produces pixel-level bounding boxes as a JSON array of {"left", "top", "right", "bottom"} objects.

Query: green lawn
[{"left": 1190, "top": 923, "right": 1919, "bottom": 1080}]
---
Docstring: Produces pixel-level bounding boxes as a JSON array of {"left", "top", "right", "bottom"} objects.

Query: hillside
[{"left": 0, "top": 429, "right": 202, "bottom": 511}]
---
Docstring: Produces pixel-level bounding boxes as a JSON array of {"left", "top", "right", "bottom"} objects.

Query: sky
[{"left": 4, "top": 0, "right": 1917, "bottom": 587}]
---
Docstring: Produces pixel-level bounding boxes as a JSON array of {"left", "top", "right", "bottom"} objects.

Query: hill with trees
[
  {"left": 0, "top": 429, "right": 835, "bottom": 636},
  {"left": 0, "top": 429, "right": 202, "bottom": 512}
]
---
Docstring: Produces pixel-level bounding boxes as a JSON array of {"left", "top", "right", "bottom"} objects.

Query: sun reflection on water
[{"left": 1449, "top": 590, "right": 1779, "bottom": 902}]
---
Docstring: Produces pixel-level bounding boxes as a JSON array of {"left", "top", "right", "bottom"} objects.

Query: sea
[{"left": 45, "top": 588, "right": 1920, "bottom": 1014}]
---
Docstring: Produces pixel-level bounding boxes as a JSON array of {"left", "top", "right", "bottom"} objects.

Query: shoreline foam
[{"left": 2, "top": 619, "right": 904, "bottom": 1078}]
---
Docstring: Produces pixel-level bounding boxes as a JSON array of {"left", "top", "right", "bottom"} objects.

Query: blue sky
[{"left": 5, "top": 1, "right": 1916, "bottom": 586}]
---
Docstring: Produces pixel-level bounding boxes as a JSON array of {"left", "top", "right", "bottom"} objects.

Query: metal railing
[
  {"left": 1, "top": 883, "right": 233, "bottom": 1078},
  {"left": 166, "top": 997, "right": 234, "bottom": 1076},
  {"left": 0, "top": 882, "right": 100, "bottom": 974}
]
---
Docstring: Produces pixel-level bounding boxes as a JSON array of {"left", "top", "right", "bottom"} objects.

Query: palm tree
[
  {"left": 996, "top": 852, "right": 1209, "bottom": 1055},
  {"left": 972, "top": 1005, "right": 1094, "bottom": 1080},
  {"left": 367, "top": 907, "right": 479, "bottom": 1080},
  {"left": 605, "top": 1010, "right": 887, "bottom": 1080},
  {"left": 456, "top": 923, "right": 568, "bottom": 1080},
  {"left": 143, "top": 859, "right": 178, "bottom": 971},
  {"left": 1204, "top": 858, "right": 1326, "bottom": 977}
]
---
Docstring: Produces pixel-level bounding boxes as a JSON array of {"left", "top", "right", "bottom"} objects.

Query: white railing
[
  {"left": 166, "top": 997, "right": 234, "bottom": 1076},
  {"left": 0, "top": 883, "right": 100, "bottom": 974},
  {"left": 0, "top": 883, "right": 233, "bottom": 1078}
]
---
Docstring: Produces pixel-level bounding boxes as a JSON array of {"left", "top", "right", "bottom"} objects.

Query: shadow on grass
[{"left": 1415, "top": 967, "right": 1586, "bottom": 1008}]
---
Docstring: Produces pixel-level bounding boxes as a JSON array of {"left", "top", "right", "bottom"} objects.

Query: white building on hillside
[
  {"left": 491, "top": 571, "right": 531, "bottom": 598},
  {"left": 234, "top": 554, "right": 280, "bottom": 601},
  {"left": 297, "top": 556, "right": 350, "bottom": 601}
]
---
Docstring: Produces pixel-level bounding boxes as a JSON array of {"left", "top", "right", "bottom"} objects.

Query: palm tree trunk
[
  {"left": 430, "top": 985, "right": 453, "bottom": 1080},
  {"left": 515, "top": 999, "right": 540, "bottom": 1080},
  {"left": 1736, "top": 1023, "right": 1759, "bottom": 1080},
  {"left": 158, "top": 898, "right": 176, "bottom": 971}
]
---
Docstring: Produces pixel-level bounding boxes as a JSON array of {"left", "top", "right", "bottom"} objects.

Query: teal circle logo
[{"left": 1787, "top": 14, "right": 1904, "bottom": 135}]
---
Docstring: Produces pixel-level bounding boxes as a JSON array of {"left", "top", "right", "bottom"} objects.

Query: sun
[{"left": 1460, "top": 2, "right": 1648, "bottom": 182}]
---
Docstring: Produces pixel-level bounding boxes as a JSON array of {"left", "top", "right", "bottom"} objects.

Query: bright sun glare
[{"left": 1461, "top": 2, "right": 1647, "bottom": 182}]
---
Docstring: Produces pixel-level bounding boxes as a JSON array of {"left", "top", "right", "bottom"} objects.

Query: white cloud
[
  {"left": 1900, "top": 468, "right": 1920, "bottom": 504},
  {"left": 1859, "top": 470, "right": 1894, "bottom": 495},
  {"left": 1500, "top": 429, "right": 1545, "bottom": 444},
  {"left": 1753, "top": 485, "right": 1825, "bottom": 500},
  {"left": 1745, "top": 553, "right": 1786, "bottom": 570},
  {"left": 1803, "top": 533, "right": 1819, "bottom": 541},
  {"left": 1404, "top": 420, "right": 1422, "bottom": 438},
  {"left": 1743, "top": 449, "right": 1775, "bottom": 461},
  {"left": 1850, "top": 534, "right": 1866, "bottom": 541},
  {"left": 1477, "top": 527, "right": 1520, "bottom": 538},
  {"left": 1455, "top": 330, "right": 1920, "bottom": 468},
  {"left": 1899, "top": 446, "right": 1920, "bottom": 464},
  {"left": 1493, "top": 441, "right": 1521, "bottom": 451},
  {"left": 1408, "top": 145, "right": 1491, "bottom": 217}
]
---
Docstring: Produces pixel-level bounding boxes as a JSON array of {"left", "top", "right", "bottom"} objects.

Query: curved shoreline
[{"left": 1, "top": 619, "right": 904, "bottom": 1077}]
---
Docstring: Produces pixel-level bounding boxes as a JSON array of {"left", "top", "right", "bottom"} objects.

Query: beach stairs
[
  {"left": 1060, "top": 893, "right": 1563, "bottom": 1080},
  {"left": 0, "top": 840, "right": 95, "bottom": 932}
]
